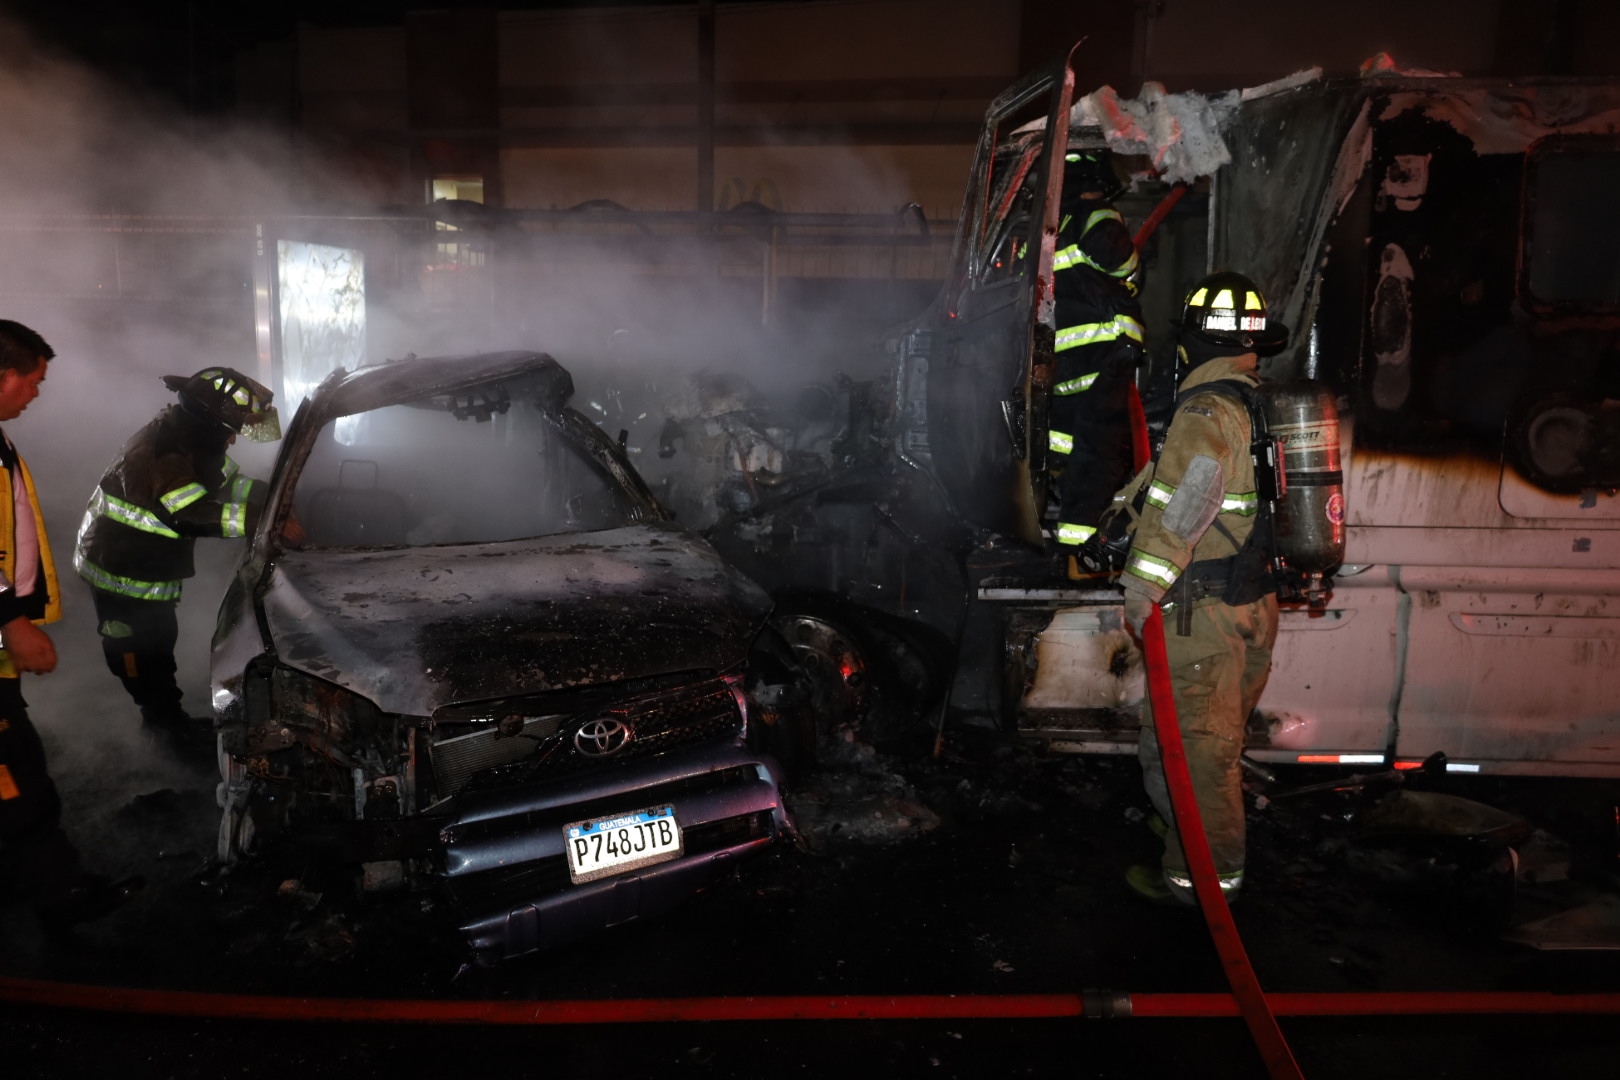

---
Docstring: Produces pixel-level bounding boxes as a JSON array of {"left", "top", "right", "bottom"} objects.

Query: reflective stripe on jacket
[
  {"left": 1052, "top": 208, "right": 1140, "bottom": 280},
  {"left": 1052, "top": 201, "right": 1143, "bottom": 356},
  {"left": 1053, "top": 314, "right": 1145, "bottom": 355},
  {"left": 74, "top": 407, "right": 264, "bottom": 601}
]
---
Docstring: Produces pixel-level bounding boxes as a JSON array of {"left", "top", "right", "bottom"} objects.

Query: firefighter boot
[
  {"left": 140, "top": 707, "right": 215, "bottom": 759},
  {"left": 1125, "top": 864, "right": 1185, "bottom": 907}
]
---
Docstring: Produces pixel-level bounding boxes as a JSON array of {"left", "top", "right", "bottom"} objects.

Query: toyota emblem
[{"left": 574, "top": 717, "right": 631, "bottom": 757}]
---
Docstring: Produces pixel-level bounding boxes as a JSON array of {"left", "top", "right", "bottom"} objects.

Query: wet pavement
[{"left": 5, "top": 716, "right": 1620, "bottom": 1078}]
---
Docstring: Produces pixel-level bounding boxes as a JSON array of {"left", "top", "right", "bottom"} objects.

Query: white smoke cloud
[{"left": 0, "top": 5, "right": 945, "bottom": 890}]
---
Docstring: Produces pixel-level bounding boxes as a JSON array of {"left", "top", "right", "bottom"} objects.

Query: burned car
[{"left": 211, "top": 350, "right": 795, "bottom": 965}]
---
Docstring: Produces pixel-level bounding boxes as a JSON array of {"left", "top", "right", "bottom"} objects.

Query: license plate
[{"left": 564, "top": 805, "right": 684, "bottom": 884}]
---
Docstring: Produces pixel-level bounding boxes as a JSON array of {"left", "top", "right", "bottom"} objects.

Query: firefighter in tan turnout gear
[
  {"left": 74, "top": 367, "right": 280, "bottom": 748},
  {"left": 1119, "top": 272, "right": 1287, "bottom": 906}
]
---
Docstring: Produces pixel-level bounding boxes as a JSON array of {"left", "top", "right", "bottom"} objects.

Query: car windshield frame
[{"left": 264, "top": 354, "right": 665, "bottom": 553}]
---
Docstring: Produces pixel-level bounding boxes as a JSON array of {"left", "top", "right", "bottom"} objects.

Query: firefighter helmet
[
  {"left": 1063, "top": 131, "right": 1125, "bottom": 201},
  {"left": 162, "top": 367, "right": 281, "bottom": 443},
  {"left": 1180, "top": 271, "right": 1289, "bottom": 355}
]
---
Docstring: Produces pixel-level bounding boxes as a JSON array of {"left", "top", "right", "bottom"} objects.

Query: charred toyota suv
[{"left": 210, "top": 351, "right": 795, "bottom": 965}]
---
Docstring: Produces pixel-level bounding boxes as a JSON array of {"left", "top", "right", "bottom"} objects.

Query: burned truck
[{"left": 701, "top": 55, "right": 1620, "bottom": 778}]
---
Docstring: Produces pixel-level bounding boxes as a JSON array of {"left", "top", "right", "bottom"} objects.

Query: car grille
[
  {"left": 447, "top": 811, "right": 776, "bottom": 914},
  {"left": 442, "top": 766, "right": 776, "bottom": 912},
  {"left": 431, "top": 676, "right": 743, "bottom": 798},
  {"left": 429, "top": 715, "right": 566, "bottom": 798}
]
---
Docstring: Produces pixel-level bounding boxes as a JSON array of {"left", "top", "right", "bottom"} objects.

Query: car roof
[{"left": 309, "top": 350, "right": 575, "bottom": 419}]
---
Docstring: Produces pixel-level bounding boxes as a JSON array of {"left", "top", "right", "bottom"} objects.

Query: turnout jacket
[
  {"left": 74, "top": 406, "right": 265, "bottom": 602},
  {"left": 1120, "top": 354, "right": 1263, "bottom": 604},
  {"left": 1051, "top": 198, "right": 1143, "bottom": 361},
  {"left": 0, "top": 433, "right": 60, "bottom": 678}
]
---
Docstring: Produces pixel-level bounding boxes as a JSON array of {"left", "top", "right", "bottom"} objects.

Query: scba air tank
[{"left": 1262, "top": 381, "right": 1345, "bottom": 593}]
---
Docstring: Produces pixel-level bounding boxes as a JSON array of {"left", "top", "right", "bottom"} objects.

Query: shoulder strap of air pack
[
  {"left": 1107, "top": 379, "right": 1267, "bottom": 543},
  {"left": 1169, "top": 377, "right": 1281, "bottom": 605},
  {"left": 1173, "top": 378, "right": 1264, "bottom": 436}
]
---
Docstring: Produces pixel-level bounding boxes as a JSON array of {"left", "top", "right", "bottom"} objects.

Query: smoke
[
  {"left": 0, "top": 4, "right": 947, "bottom": 888},
  {"left": 445, "top": 3, "right": 956, "bottom": 395},
  {"left": 0, "top": 13, "right": 362, "bottom": 881}
]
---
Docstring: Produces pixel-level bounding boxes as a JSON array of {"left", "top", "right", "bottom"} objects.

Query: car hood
[{"left": 260, "top": 523, "right": 771, "bottom": 714}]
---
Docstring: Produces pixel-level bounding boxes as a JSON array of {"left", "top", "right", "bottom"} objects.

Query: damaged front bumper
[{"left": 437, "top": 740, "right": 793, "bottom": 965}]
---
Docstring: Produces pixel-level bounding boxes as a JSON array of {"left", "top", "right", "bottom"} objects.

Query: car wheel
[
  {"left": 766, "top": 597, "right": 953, "bottom": 756},
  {"left": 772, "top": 610, "right": 870, "bottom": 722}
]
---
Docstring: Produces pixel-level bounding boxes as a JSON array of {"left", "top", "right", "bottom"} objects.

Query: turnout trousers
[
  {"left": 89, "top": 587, "right": 185, "bottom": 725},
  {"left": 1138, "top": 592, "right": 1278, "bottom": 902},
  {"left": 1049, "top": 337, "right": 1139, "bottom": 545}
]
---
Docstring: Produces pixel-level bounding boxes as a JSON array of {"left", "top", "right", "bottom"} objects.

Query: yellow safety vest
[{"left": 0, "top": 451, "right": 62, "bottom": 679}]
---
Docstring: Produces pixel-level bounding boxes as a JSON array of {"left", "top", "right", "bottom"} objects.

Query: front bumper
[{"left": 439, "top": 740, "right": 792, "bottom": 965}]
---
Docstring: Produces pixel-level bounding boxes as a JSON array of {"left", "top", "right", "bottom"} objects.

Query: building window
[
  {"left": 1524, "top": 138, "right": 1620, "bottom": 309},
  {"left": 430, "top": 176, "right": 486, "bottom": 264},
  {"left": 431, "top": 177, "right": 484, "bottom": 204}
]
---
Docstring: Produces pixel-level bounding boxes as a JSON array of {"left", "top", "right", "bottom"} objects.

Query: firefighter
[
  {"left": 0, "top": 320, "right": 144, "bottom": 930},
  {"left": 1048, "top": 136, "right": 1144, "bottom": 570},
  {"left": 74, "top": 367, "right": 280, "bottom": 747},
  {"left": 1118, "top": 271, "right": 1287, "bottom": 905}
]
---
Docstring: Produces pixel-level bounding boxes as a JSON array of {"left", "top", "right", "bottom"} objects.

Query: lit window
[
  {"left": 430, "top": 176, "right": 486, "bottom": 261},
  {"left": 431, "top": 177, "right": 485, "bottom": 204}
]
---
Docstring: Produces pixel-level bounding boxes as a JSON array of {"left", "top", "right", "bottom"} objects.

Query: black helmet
[
  {"left": 161, "top": 367, "right": 281, "bottom": 443},
  {"left": 1063, "top": 138, "right": 1125, "bottom": 202},
  {"left": 1180, "top": 271, "right": 1289, "bottom": 355}
]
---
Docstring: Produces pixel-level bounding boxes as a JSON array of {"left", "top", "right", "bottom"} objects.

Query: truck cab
[{"left": 708, "top": 51, "right": 1620, "bottom": 779}]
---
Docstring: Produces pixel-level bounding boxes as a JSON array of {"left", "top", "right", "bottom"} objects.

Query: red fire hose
[
  {"left": 3, "top": 976, "right": 1619, "bottom": 1024},
  {"left": 1134, "top": 183, "right": 1188, "bottom": 249}
]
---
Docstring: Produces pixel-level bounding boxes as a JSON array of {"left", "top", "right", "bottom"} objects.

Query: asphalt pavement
[{"left": 5, "top": 721, "right": 1620, "bottom": 1079}]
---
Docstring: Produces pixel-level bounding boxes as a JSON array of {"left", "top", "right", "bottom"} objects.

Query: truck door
[{"left": 923, "top": 52, "right": 1076, "bottom": 545}]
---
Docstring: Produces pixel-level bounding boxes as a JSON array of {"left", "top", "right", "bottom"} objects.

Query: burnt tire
[{"left": 765, "top": 595, "right": 953, "bottom": 756}]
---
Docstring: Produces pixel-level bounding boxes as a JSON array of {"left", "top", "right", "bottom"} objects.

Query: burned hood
[{"left": 259, "top": 523, "right": 770, "bottom": 714}]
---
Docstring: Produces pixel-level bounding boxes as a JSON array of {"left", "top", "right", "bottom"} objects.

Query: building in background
[{"left": 233, "top": 0, "right": 1618, "bottom": 218}]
